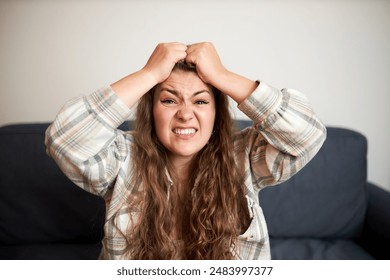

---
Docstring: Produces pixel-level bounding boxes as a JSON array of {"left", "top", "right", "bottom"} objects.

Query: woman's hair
[{"left": 127, "top": 62, "right": 250, "bottom": 259}]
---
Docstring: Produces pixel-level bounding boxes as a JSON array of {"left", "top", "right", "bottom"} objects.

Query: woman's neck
[
  {"left": 168, "top": 155, "right": 193, "bottom": 215},
  {"left": 169, "top": 155, "right": 192, "bottom": 184}
]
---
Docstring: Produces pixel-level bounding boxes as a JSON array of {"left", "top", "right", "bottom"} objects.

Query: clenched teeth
[{"left": 173, "top": 128, "right": 196, "bottom": 135}]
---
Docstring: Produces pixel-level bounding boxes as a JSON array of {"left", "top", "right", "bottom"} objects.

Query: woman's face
[{"left": 153, "top": 70, "right": 216, "bottom": 165}]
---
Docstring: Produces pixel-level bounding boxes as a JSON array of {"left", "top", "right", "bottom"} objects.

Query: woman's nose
[{"left": 176, "top": 104, "right": 194, "bottom": 121}]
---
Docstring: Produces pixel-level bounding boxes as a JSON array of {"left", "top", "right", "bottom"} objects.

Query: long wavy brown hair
[{"left": 126, "top": 62, "right": 250, "bottom": 259}]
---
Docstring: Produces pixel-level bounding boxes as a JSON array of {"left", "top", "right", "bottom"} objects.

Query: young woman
[{"left": 45, "top": 42, "right": 326, "bottom": 259}]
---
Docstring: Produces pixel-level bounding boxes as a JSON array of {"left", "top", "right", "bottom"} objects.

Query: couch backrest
[
  {"left": 259, "top": 127, "right": 368, "bottom": 239},
  {"left": 0, "top": 122, "right": 368, "bottom": 245},
  {"left": 0, "top": 124, "right": 105, "bottom": 246}
]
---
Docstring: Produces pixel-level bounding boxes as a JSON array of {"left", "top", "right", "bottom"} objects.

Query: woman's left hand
[
  {"left": 185, "top": 42, "right": 228, "bottom": 87},
  {"left": 185, "top": 42, "right": 258, "bottom": 104}
]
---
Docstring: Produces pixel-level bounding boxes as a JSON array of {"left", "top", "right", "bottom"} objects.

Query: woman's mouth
[{"left": 173, "top": 128, "right": 197, "bottom": 135}]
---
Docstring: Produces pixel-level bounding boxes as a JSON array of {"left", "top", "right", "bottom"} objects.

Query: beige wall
[{"left": 1, "top": 0, "right": 389, "bottom": 190}]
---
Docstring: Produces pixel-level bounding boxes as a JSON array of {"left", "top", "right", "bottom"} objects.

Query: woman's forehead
[{"left": 156, "top": 71, "right": 213, "bottom": 97}]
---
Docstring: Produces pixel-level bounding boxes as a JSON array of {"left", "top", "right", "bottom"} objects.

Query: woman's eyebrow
[
  {"left": 160, "top": 88, "right": 179, "bottom": 96},
  {"left": 193, "top": 90, "right": 211, "bottom": 96},
  {"left": 160, "top": 88, "right": 211, "bottom": 97}
]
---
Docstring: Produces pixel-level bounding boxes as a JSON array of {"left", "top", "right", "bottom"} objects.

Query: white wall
[{"left": 1, "top": 0, "right": 389, "bottom": 190}]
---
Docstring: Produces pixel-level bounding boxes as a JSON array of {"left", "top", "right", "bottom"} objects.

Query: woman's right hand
[
  {"left": 111, "top": 42, "right": 187, "bottom": 108},
  {"left": 142, "top": 42, "right": 188, "bottom": 84}
]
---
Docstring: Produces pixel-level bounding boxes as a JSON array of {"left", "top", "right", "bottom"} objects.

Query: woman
[{"left": 45, "top": 42, "right": 326, "bottom": 259}]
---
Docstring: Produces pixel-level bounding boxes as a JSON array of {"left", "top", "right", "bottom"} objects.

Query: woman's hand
[
  {"left": 186, "top": 42, "right": 258, "bottom": 104},
  {"left": 185, "top": 42, "right": 228, "bottom": 86},
  {"left": 142, "top": 42, "right": 188, "bottom": 84},
  {"left": 111, "top": 42, "right": 187, "bottom": 108}
]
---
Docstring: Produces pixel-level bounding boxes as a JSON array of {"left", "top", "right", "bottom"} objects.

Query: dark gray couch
[{"left": 0, "top": 121, "right": 389, "bottom": 259}]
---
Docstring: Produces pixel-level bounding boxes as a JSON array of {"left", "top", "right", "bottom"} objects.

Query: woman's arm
[
  {"left": 185, "top": 42, "right": 326, "bottom": 189},
  {"left": 45, "top": 87, "right": 132, "bottom": 197},
  {"left": 236, "top": 81, "right": 327, "bottom": 190},
  {"left": 45, "top": 42, "right": 187, "bottom": 197}
]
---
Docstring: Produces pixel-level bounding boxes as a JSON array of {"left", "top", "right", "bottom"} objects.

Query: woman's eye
[
  {"left": 195, "top": 100, "right": 209, "bottom": 105},
  {"left": 161, "top": 99, "right": 175, "bottom": 104}
]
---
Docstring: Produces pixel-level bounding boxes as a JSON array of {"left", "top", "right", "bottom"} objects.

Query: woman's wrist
[
  {"left": 111, "top": 69, "right": 157, "bottom": 108},
  {"left": 215, "top": 70, "right": 259, "bottom": 104}
]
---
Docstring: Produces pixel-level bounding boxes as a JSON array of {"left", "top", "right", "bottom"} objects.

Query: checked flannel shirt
[{"left": 45, "top": 81, "right": 326, "bottom": 259}]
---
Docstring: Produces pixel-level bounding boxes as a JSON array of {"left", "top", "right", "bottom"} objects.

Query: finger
[
  {"left": 156, "top": 43, "right": 187, "bottom": 63},
  {"left": 184, "top": 52, "right": 196, "bottom": 66},
  {"left": 174, "top": 46, "right": 188, "bottom": 60},
  {"left": 185, "top": 45, "right": 199, "bottom": 63},
  {"left": 185, "top": 43, "right": 199, "bottom": 56},
  {"left": 185, "top": 42, "right": 210, "bottom": 64},
  {"left": 169, "top": 43, "right": 188, "bottom": 60},
  {"left": 170, "top": 42, "right": 188, "bottom": 51}
]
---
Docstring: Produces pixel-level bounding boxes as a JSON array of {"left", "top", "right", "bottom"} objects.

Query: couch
[{"left": 0, "top": 121, "right": 389, "bottom": 260}]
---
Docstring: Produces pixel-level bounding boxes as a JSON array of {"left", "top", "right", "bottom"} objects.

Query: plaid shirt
[{"left": 45, "top": 81, "right": 326, "bottom": 259}]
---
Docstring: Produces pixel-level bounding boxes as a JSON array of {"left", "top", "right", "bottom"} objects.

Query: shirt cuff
[
  {"left": 237, "top": 81, "right": 283, "bottom": 125},
  {"left": 85, "top": 86, "right": 132, "bottom": 128}
]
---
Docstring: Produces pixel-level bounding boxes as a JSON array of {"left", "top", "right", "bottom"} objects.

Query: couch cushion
[
  {"left": 0, "top": 124, "right": 105, "bottom": 246},
  {"left": 270, "top": 238, "right": 374, "bottom": 260},
  {"left": 259, "top": 127, "right": 368, "bottom": 239}
]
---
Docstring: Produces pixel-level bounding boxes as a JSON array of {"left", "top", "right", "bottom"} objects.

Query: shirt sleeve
[
  {"left": 235, "top": 81, "right": 327, "bottom": 191},
  {"left": 45, "top": 86, "right": 133, "bottom": 198}
]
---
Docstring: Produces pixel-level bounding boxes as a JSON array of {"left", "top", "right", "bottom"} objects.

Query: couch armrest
[{"left": 359, "top": 182, "right": 390, "bottom": 259}]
